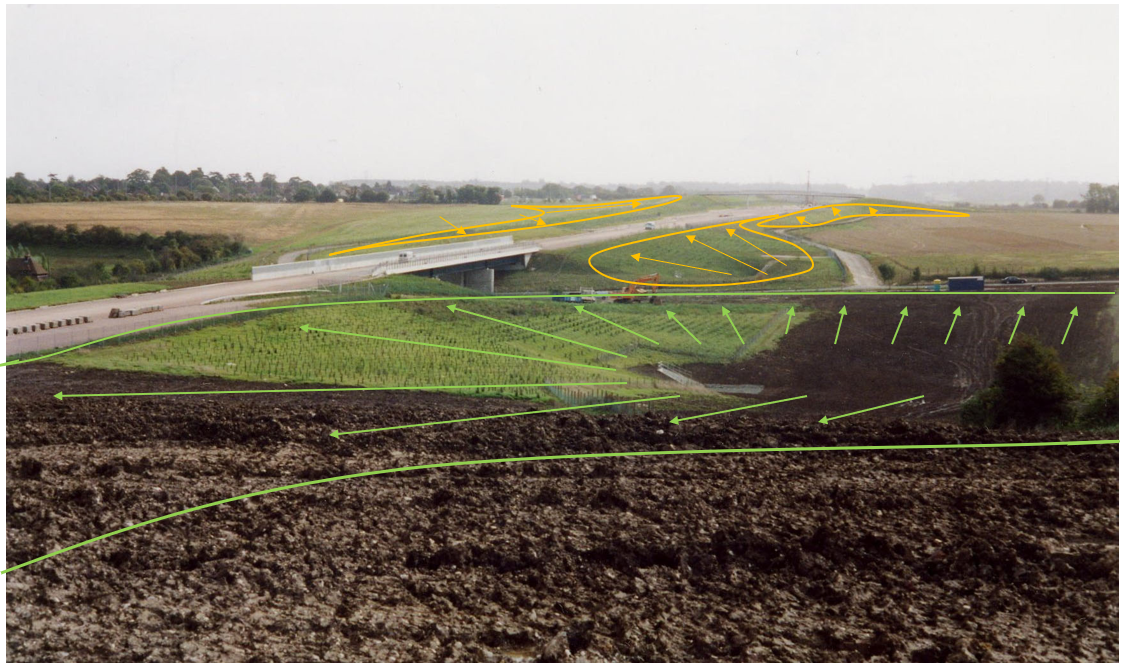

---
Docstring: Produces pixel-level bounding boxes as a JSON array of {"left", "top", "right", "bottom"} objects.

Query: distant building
[{"left": 6, "top": 254, "right": 49, "bottom": 281}]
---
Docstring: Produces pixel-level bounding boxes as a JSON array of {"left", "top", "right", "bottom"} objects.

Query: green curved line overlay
[
  {"left": 4, "top": 438, "right": 1116, "bottom": 575},
  {"left": 4, "top": 289, "right": 1114, "bottom": 368}
]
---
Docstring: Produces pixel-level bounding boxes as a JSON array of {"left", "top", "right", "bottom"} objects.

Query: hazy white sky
[{"left": 7, "top": 4, "right": 1119, "bottom": 186}]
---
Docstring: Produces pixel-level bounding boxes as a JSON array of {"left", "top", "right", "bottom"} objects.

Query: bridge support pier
[{"left": 463, "top": 268, "right": 494, "bottom": 294}]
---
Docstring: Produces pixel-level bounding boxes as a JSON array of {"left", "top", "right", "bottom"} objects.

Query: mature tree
[
  {"left": 151, "top": 167, "right": 173, "bottom": 194},
  {"left": 317, "top": 187, "right": 338, "bottom": 203},
  {"left": 260, "top": 173, "right": 278, "bottom": 198},
  {"left": 1083, "top": 183, "right": 1119, "bottom": 213},
  {"left": 126, "top": 169, "right": 151, "bottom": 195},
  {"left": 292, "top": 182, "right": 318, "bottom": 202}
]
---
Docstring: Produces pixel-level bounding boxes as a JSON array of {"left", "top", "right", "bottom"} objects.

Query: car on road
[
  {"left": 644, "top": 221, "right": 656, "bottom": 230},
  {"left": 1000, "top": 276, "right": 1027, "bottom": 284}
]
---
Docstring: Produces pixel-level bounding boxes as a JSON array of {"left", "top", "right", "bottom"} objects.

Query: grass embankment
[
  {"left": 57, "top": 297, "right": 809, "bottom": 408},
  {"left": 797, "top": 209, "right": 1119, "bottom": 281},
  {"left": 499, "top": 221, "right": 844, "bottom": 293},
  {"left": 5, "top": 282, "right": 168, "bottom": 311}
]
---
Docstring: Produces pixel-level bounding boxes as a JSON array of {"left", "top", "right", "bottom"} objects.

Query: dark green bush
[
  {"left": 962, "top": 334, "right": 1076, "bottom": 428},
  {"left": 1080, "top": 371, "right": 1119, "bottom": 427}
]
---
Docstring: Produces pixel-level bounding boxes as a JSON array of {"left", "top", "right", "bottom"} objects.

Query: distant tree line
[
  {"left": 5, "top": 221, "right": 249, "bottom": 294},
  {"left": 7, "top": 168, "right": 679, "bottom": 206}
]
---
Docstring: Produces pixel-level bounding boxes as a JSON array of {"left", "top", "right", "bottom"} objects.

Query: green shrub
[
  {"left": 877, "top": 263, "right": 896, "bottom": 282},
  {"left": 1080, "top": 371, "right": 1119, "bottom": 427},
  {"left": 962, "top": 334, "right": 1075, "bottom": 428}
]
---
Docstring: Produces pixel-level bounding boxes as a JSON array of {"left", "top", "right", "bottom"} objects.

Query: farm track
[{"left": 5, "top": 363, "right": 1119, "bottom": 661}]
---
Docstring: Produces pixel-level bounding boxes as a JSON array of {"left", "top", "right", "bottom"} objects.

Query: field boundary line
[
  {"left": 4, "top": 289, "right": 1115, "bottom": 368},
  {"left": 3, "top": 439, "right": 1117, "bottom": 575}
]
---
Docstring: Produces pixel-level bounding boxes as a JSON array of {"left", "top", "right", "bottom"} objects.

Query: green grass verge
[{"left": 5, "top": 282, "right": 168, "bottom": 311}]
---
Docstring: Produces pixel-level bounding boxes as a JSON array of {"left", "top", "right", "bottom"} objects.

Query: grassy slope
[
  {"left": 57, "top": 297, "right": 808, "bottom": 408},
  {"left": 498, "top": 221, "right": 843, "bottom": 293},
  {"left": 5, "top": 282, "right": 169, "bottom": 311}
]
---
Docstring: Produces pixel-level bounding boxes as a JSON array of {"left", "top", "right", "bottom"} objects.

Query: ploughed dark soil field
[
  {"left": 687, "top": 290, "right": 1119, "bottom": 419},
  {"left": 6, "top": 364, "right": 1119, "bottom": 661}
]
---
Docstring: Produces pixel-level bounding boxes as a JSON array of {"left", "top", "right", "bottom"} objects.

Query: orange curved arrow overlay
[
  {"left": 329, "top": 195, "right": 682, "bottom": 255},
  {"left": 589, "top": 203, "right": 967, "bottom": 288}
]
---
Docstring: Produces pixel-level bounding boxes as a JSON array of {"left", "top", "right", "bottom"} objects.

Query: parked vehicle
[
  {"left": 644, "top": 222, "right": 656, "bottom": 230},
  {"left": 551, "top": 294, "right": 584, "bottom": 303},
  {"left": 947, "top": 276, "right": 985, "bottom": 292},
  {"left": 1001, "top": 276, "right": 1027, "bottom": 284}
]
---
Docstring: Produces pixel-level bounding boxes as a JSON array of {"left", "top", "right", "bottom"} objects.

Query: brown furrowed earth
[
  {"left": 687, "top": 289, "right": 1119, "bottom": 419},
  {"left": 5, "top": 364, "right": 1118, "bottom": 662}
]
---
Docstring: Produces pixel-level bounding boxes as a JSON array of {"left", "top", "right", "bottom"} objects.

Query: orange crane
[{"left": 613, "top": 273, "right": 662, "bottom": 304}]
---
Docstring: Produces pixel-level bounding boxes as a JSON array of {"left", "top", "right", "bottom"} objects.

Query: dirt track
[{"left": 5, "top": 364, "right": 1118, "bottom": 661}]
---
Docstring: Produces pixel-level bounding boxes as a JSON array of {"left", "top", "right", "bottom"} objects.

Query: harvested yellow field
[
  {"left": 4, "top": 201, "right": 400, "bottom": 246},
  {"left": 801, "top": 210, "right": 1119, "bottom": 273}
]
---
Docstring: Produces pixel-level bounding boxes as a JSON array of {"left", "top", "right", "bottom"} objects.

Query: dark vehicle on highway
[
  {"left": 1001, "top": 276, "right": 1027, "bottom": 284},
  {"left": 948, "top": 276, "right": 985, "bottom": 291}
]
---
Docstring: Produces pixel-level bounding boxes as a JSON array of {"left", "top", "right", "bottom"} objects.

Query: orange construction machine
[{"left": 613, "top": 273, "right": 662, "bottom": 304}]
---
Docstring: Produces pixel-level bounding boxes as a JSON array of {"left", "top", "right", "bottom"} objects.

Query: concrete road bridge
[{"left": 251, "top": 236, "right": 539, "bottom": 293}]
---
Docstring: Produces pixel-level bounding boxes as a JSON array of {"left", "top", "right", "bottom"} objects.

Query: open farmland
[
  {"left": 6, "top": 363, "right": 1118, "bottom": 661},
  {"left": 798, "top": 209, "right": 1119, "bottom": 279}
]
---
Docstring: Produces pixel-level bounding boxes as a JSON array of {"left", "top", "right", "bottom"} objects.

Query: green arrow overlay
[
  {"left": 574, "top": 305, "right": 659, "bottom": 344},
  {"left": 891, "top": 306, "right": 909, "bottom": 344},
  {"left": 2, "top": 291, "right": 1114, "bottom": 370},
  {"left": 670, "top": 394, "right": 807, "bottom": 424},
  {"left": 449, "top": 304, "right": 624, "bottom": 358},
  {"left": 944, "top": 306, "right": 962, "bottom": 345},
  {"left": 818, "top": 394, "right": 925, "bottom": 424},
  {"left": 666, "top": 310, "right": 701, "bottom": 344},
  {"left": 1061, "top": 307, "right": 1078, "bottom": 344},
  {"left": 1008, "top": 307, "right": 1026, "bottom": 344},
  {"left": 721, "top": 306, "right": 744, "bottom": 344},
  {"left": 834, "top": 306, "right": 848, "bottom": 344},
  {"left": 785, "top": 306, "right": 796, "bottom": 334},
  {"left": 332, "top": 394, "right": 681, "bottom": 437},
  {"left": 4, "top": 438, "right": 1117, "bottom": 575},
  {"left": 53, "top": 381, "right": 627, "bottom": 401},
  {"left": 301, "top": 325, "right": 615, "bottom": 371}
]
